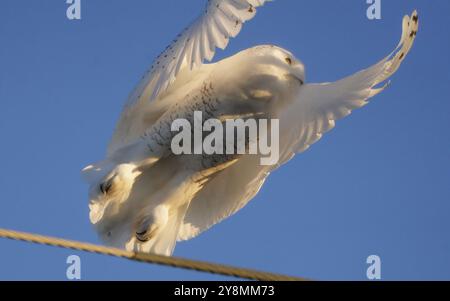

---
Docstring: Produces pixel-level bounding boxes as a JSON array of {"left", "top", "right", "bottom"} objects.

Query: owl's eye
[
  {"left": 100, "top": 181, "right": 112, "bottom": 194},
  {"left": 285, "top": 57, "right": 292, "bottom": 65}
]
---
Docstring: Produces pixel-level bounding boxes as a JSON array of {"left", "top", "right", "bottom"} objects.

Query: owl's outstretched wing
[
  {"left": 178, "top": 11, "right": 419, "bottom": 241},
  {"left": 109, "top": 0, "right": 271, "bottom": 154},
  {"left": 278, "top": 10, "right": 418, "bottom": 162},
  {"left": 144, "top": 0, "right": 272, "bottom": 102}
]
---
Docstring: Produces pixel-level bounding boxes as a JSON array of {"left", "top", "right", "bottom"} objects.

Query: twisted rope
[{"left": 0, "top": 228, "right": 307, "bottom": 281}]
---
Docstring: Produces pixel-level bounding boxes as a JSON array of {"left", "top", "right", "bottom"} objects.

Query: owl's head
[
  {"left": 249, "top": 45, "right": 305, "bottom": 84},
  {"left": 214, "top": 45, "right": 305, "bottom": 104}
]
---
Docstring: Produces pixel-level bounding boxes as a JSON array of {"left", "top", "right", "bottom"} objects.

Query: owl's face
[
  {"left": 263, "top": 45, "right": 306, "bottom": 86},
  {"left": 241, "top": 45, "right": 305, "bottom": 83},
  {"left": 213, "top": 45, "right": 305, "bottom": 113}
]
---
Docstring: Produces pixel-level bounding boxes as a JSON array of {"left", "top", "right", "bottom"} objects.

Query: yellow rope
[{"left": 0, "top": 228, "right": 307, "bottom": 281}]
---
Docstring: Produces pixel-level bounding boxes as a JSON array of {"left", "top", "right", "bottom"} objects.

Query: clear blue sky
[{"left": 0, "top": 0, "right": 449, "bottom": 280}]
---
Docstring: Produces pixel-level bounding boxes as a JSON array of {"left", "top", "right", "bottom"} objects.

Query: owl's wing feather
[
  {"left": 279, "top": 10, "right": 418, "bottom": 161},
  {"left": 178, "top": 11, "right": 419, "bottom": 241},
  {"left": 145, "top": 0, "right": 271, "bottom": 101},
  {"left": 108, "top": 0, "right": 270, "bottom": 154}
]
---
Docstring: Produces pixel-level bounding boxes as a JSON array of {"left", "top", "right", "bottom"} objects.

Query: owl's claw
[
  {"left": 135, "top": 227, "right": 158, "bottom": 242},
  {"left": 134, "top": 205, "right": 169, "bottom": 243}
]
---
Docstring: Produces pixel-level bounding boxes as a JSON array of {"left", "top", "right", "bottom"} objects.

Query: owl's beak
[
  {"left": 291, "top": 64, "right": 305, "bottom": 85},
  {"left": 287, "top": 73, "right": 304, "bottom": 85},
  {"left": 293, "top": 75, "right": 304, "bottom": 85}
]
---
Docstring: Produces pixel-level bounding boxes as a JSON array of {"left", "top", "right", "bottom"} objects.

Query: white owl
[{"left": 82, "top": 1, "right": 419, "bottom": 256}]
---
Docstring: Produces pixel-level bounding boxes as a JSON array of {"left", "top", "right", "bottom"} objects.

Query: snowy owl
[{"left": 82, "top": 1, "right": 419, "bottom": 256}]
